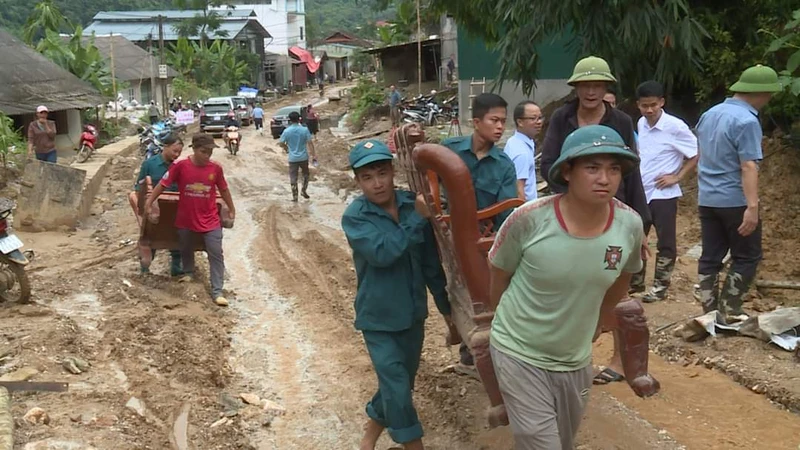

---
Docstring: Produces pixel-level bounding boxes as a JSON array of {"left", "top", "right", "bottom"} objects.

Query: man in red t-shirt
[{"left": 145, "top": 134, "right": 237, "bottom": 306}]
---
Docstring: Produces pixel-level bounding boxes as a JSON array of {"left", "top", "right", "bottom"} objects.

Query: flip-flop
[{"left": 593, "top": 368, "right": 625, "bottom": 385}]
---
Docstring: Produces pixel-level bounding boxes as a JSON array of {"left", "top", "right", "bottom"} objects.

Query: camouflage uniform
[{"left": 629, "top": 199, "right": 679, "bottom": 303}]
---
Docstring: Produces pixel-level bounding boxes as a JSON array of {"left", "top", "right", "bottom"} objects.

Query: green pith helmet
[
  {"left": 548, "top": 125, "right": 639, "bottom": 187},
  {"left": 729, "top": 64, "right": 782, "bottom": 93},
  {"left": 567, "top": 56, "right": 618, "bottom": 85}
]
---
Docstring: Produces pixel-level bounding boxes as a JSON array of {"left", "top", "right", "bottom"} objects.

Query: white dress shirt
[{"left": 637, "top": 111, "right": 698, "bottom": 203}]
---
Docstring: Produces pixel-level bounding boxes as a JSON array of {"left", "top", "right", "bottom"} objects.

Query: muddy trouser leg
[
  {"left": 698, "top": 207, "right": 729, "bottom": 313},
  {"left": 362, "top": 323, "right": 425, "bottom": 444},
  {"left": 491, "top": 345, "right": 592, "bottom": 450},
  {"left": 203, "top": 228, "right": 225, "bottom": 300},
  {"left": 459, "top": 342, "right": 474, "bottom": 366},
  {"left": 300, "top": 160, "right": 310, "bottom": 195},
  {"left": 177, "top": 228, "right": 196, "bottom": 276},
  {"left": 630, "top": 217, "right": 652, "bottom": 291},
  {"left": 717, "top": 206, "right": 762, "bottom": 319},
  {"left": 169, "top": 250, "right": 183, "bottom": 276},
  {"left": 288, "top": 162, "right": 299, "bottom": 200},
  {"left": 646, "top": 199, "right": 678, "bottom": 300}
]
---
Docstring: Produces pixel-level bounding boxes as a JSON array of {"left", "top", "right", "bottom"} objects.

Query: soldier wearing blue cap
[
  {"left": 341, "top": 139, "right": 451, "bottom": 450},
  {"left": 488, "top": 125, "right": 644, "bottom": 449}
]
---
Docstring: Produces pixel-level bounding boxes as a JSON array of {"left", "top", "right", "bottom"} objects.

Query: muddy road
[{"left": 4, "top": 91, "right": 799, "bottom": 449}]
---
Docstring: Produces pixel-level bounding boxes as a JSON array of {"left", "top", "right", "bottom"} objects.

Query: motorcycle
[
  {"left": 0, "top": 198, "right": 33, "bottom": 303},
  {"left": 224, "top": 126, "right": 241, "bottom": 155},
  {"left": 74, "top": 124, "right": 98, "bottom": 164}
]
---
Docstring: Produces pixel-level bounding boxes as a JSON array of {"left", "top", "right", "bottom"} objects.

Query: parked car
[
  {"left": 270, "top": 105, "right": 308, "bottom": 139},
  {"left": 200, "top": 100, "right": 234, "bottom": 135}
]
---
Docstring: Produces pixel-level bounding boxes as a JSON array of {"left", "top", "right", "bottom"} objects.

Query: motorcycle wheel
[
  {"left": 76, "top": 144, "right": 91, "bottom": 163},
  {"left": 228, "top": 143, "right": 233, "bottom": 155},
  {"left": 234, "top": 143, "right": 238, "bottom": 155},
  {"left": 0, "top": 259, "right": 31, "bottom": 304}
]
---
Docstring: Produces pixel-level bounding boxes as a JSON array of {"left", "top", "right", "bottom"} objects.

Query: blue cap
[{"left": 348, "top": 139, "right": 393, "bottom": 169}]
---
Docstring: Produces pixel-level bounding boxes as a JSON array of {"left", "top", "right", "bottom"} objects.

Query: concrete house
[
  {"left": 0, "top": 28, "right": 104, "bottom": 156},
  {"left": 314, "top": 32, "right": 372, "bottom": 80},
  {"left": 217, "top": 0, "right": 307, "bottom": 87},
  {"left": 364, "top": 37, "right": 442, "bottom": 87},
  {"left": 85, "top": 35, "right": 179, "bottom": 106},
  {"left": 85, "top": 10, "right": 271, "bottom": 88}
]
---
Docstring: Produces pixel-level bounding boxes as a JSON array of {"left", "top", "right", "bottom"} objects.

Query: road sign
[{"left": 158, "top": 64, "right": 168, "bottom": 79}]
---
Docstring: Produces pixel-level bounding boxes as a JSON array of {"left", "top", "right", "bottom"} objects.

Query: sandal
[{"left": 593, "top": 368, "right": 625, "bottom": 385}]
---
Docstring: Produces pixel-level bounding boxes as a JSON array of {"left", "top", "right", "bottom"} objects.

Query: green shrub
[
  {"left": 348, "top": 76, "right": 385, "bottom": 131},
  {"left": 0, "top": 113, "right": 25, "bottom": 169}
]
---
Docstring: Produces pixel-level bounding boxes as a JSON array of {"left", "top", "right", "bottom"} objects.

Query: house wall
[
  {"left": 455, "top": 29, "right": 576, "bottom": 125},
  {"left": 223, "top": 0, "right": 307, "bottom": 87},
  {"left": 378, "top": 45, "right": 440, "bottom": 87},
  {"left": 440, "top": 15, "right": 457, "bottom": 88},
  {"left": 123, "top": 79, "right": 172, "bottom": 107}
]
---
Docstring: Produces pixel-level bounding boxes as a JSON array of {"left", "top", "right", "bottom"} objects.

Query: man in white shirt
[
  {"left": 631, "top": 80, "right": 698, "bottom": 302},
  {"left": 504, "top": 101, "right": 542, "bottom": 201}
]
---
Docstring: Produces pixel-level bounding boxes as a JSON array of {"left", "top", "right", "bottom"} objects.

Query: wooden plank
[
  {"left": 345, "top": 127, "right": 392, "bottom": 141},
  {"left": 755, "top": 280, "right": 800, "bottom": 290}
]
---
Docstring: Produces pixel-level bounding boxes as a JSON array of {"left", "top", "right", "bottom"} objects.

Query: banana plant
[{"left": 23, "top": 0, "right": 71, "bottom": 44}]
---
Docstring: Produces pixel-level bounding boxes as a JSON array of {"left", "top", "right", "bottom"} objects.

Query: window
[
  {"left": 299, "top": 26, "right": 304, "bottom": 40},
  {"left": 128, "top": 88, "right": 135, "bottom": 101}
]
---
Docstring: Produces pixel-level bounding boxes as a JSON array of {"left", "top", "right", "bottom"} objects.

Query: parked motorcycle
[
  {"left": 74, "top": 124, "right": 98, "bottom": 164},
  {"left": 0, "top": 198, "right": 32, "bottom": 303},
  {"left": 224, "top": 126, "right": 241, "bottom": 155}
]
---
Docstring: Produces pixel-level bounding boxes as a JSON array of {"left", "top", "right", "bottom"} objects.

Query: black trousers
[
  {"left": 644, "top": 198, "right": 678, "bottom": 260},
  {"left": 698, "top": 206, "right": 762, "bottom": 279}
]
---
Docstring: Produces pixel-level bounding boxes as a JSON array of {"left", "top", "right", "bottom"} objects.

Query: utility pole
[
  {"left": 158, "top": 15, "right": 168, "bottom": 117},
  {"left": 109, "top": 32, "right": 118, "bottom": 123},
  {"left": 148, "top": 33, "right": 156, "bottom": 109},
  {"left": 416, "top": 0, "right": 422, "bottom": 95}
]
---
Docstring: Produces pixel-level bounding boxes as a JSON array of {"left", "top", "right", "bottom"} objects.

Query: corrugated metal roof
[
  {"left": 0, "top": 29, "right": 104, "bottom": 115},
  {"left": 87, "top": 35, "right": 180, "bottom": 81},
  {"left": 85, "top": 20, "right": 254, "bottom": 42},
  {"left": 363, "top": 38, "right": 441, "bottom": 54},
  {"left": 93, "top": 9, "right": 256, "bottom": 20}
]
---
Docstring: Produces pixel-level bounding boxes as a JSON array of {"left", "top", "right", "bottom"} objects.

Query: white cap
[{"left": 36, "top": 105, "right": 49, "bottom": 113}]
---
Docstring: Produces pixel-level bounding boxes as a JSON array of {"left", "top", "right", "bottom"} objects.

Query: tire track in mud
[{"left": 221, "top": 113, "right": 800, "bottom": 450}]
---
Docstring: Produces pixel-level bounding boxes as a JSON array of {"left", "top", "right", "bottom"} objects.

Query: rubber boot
[
  {"left": 291, "top": 184, "right": 298, "bottom": 202},
  {"left": 629, "top": 260, "right": 647, "bottom": 294},
  {"left": 642, "top": 256, "right": 675, "bottom": 303},
  {"left": 697, "top": 272, "right": 721, "bottom": 313},
  {"left": 718, "top": 270, "right": 752, "bottom": 324},
  {"left": 301, "top": 176, "right": 310, "bottom": 199},
  {"left": 169, "top": 250, "right": 184, "bottom": 277}
]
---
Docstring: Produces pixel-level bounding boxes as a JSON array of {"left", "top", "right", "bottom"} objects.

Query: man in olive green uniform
[
  {"left": 342, "top": 140, "right": 451, "bottom": 450},
  {"left": 440, "top": 92, "right": 518, "bottom": 374}
]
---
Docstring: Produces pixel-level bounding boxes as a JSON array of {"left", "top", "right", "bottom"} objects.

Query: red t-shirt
[{"left": 160, "top": 158, "right": 228, "bottom": 232}]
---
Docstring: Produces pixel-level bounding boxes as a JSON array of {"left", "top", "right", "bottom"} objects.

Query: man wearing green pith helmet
[
  {"left": 540, "top": 55, "right": 650, "bottom": 387},
  {"left": 695, "top": 64, "right": 782, "bottom": 324},
  {"left": 488, "top": 124, "right": 644, "bottom": 449}
]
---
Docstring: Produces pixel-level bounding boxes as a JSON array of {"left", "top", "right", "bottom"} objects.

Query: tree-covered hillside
[
  {"left": 0, "top": 0, "right": 167, "bottom": 34},
  {"left": 0, "top": 0, "right": 389, "bottom": 42}
]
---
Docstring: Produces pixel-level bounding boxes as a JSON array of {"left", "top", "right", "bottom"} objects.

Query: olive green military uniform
[
  {"left": 441, "top": 135, "right": 518, "bottom": 227},
  {"left": 342, "top": 141, "right": 450, "bottom": 444},
  {"left": 135, "top": 154, "right": 182, "bottom": 275}
]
